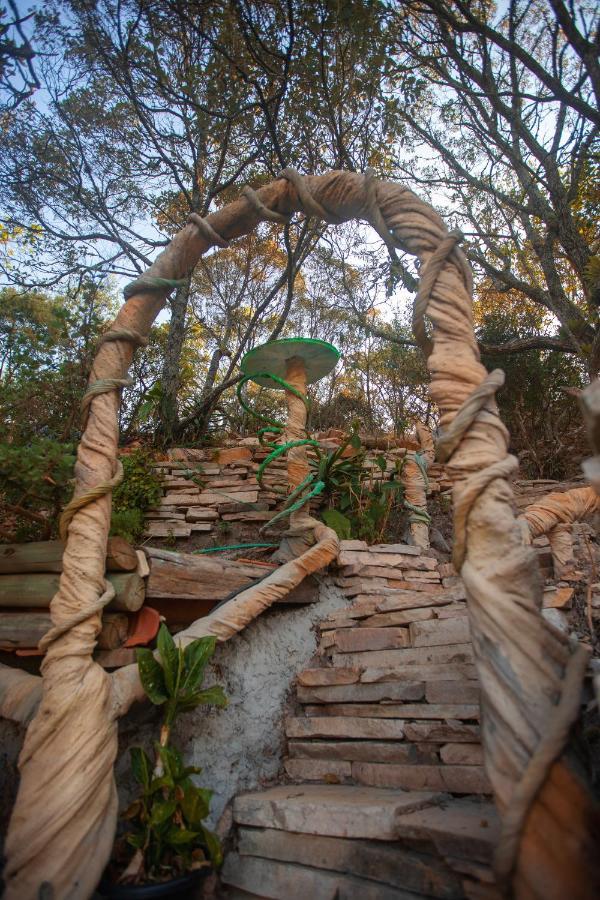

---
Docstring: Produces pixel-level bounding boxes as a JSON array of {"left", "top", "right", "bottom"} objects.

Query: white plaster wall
[{"left": 115, "top": 575, "right": 347, "bottom": 827}]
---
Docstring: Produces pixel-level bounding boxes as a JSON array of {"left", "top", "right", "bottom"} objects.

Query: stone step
[
  {"left": 232, "top": 828, "right": 465, "bottom": 899},
  {"left": 287, "top": 740, "right": 441, "bottom": 765},
  {"left": 301, "top": 703, "right": 480, "bottom": 720},
  {"left": 221, "top": 854, "right": 427, "bottom": 900},
  {"left": 352, "top": 762, "right": 492, "bottom": 795},
  {"left": 232, "top": 784, "right": 445, "bottom": 840},
  {"left": 283, "top": 759, "right": 491, "bottom": 795},
  {"left": 286, "top": 716, "right": 406, "bottom": 741},
  {"left": 331, "top": 643, "right": 474, "bottom": 670}
]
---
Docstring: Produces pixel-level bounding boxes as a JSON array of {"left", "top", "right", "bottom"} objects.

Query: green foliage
[
  {"left": 123, "top": 626, "right": 227, "bottom": 883},
  {"left": 109, "top": 509, "right": 145, "bottom": 545},
  {"left": 0, "top": 439, "right": 75, "bottom": 541},
  {"left": 316, "top": 427, "right": 406, "bottom": 543},
  {"left": 110, "top": 450, "right": 163, "bottom": 542}
]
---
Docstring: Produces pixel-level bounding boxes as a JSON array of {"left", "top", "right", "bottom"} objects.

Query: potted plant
[{"left": 99, "top": 625, "right": 227, "bottom": 899}]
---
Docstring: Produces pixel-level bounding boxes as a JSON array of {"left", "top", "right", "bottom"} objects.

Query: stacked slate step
[
  {"left": 144, "top": 446, "right": 281, "bottom": 538},
  {"left": 143, "top": 445, "right": 450, "bottom": 541},
  {"left": 222, "top": 540, "right": 500, "bottom": 899},
  {"left": 284, "top": 541, "right": 489, "bottom": 797},
  {"left": 222, "top": 785, "right": 500, "bottom": 899}
]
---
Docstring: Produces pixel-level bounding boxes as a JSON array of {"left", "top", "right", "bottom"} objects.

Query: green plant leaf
[
  {"left": 350, "top": 431, "right": 362, "bottom": 450},
  {"left": 165, "top": 827, "right": 201, "bottom": 845},
  {"left": 130, "top": 747, "right": 152, "bottom": 790},
  {"left": 150, "top": 799, "right": 177, "bottom": 826},
  {"left": 178, "top": 685, "right": 228, "bottom": 713},
  {"left": 200, "top": 825, "right": 223, "bottom": 867},
  {"left": 182, "top": 636, "right": 217, "bottom": 693},
  {"left": 136, "top": 648, "right": 168, "bottom": 705},
  {"left": 181, "top": 784, "right": 212, "bottom": 827},
  {"left": 157, "top": 743, "right": 184, "bottom": 780},
  {"left": 321, "top": 508, "right": 352, "bottom": 540},
  {"left": 157, "top": 624, "right": 179, "bottom": 696},
  {"left": 375, "top": 454, "right": 386, "bottom": 472}
]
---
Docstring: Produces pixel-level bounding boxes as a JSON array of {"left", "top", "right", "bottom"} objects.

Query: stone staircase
[{"left": 221, "top": 542, "right": 500, "bottom": 899}]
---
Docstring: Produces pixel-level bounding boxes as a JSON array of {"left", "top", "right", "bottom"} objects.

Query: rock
[
  {"left": 197, "top": 489, "right": 259, "bottom": 505},
  {"left": 160, "top": 493, "right": 201, "bottom": 506},
  {"left": 185, "top": 508, "right": 219, "bottom": 521},
  {"left": 232, "top": 784, "right": 444, "bottom": 839},
  {"left": 285, "top": 716, "right": 406, "bottom": 741},
  {"left": 284, "top": 758, "right": 352, "bottom": 782},
  {"left": 297, "top": 682, "right": 425, "bottom": 704},
  {"left": 542, "top": 586, "right": 574, "bottom": 609},
  {"left": 360, "top": 609, "right": 436, "bottom": 627},
  {"left": 375, "top": 592, "right": 456, "bottom": 613},
  {"left": 338, "top": 551, "right": 437, "bottom": 571},
  {"left": 221, "top": 853, "right": 431, "bottom": 899},
  {"left": 431, "top": 530, "right": 451, "bottom": 553},
  {"left": 403, "top": 722, "right": 480, "bottom": 743},
  {"left": 297, "top": 668, "right": 361, "bottom": 687},
  {"left": 361, "top": 663, "right": 478, "bottom": 684},
  {"left": 235, "top": 828, "right": 464, "bottom": 897},
  {"left": 287, "top": 741, "right": 440, "bottom": 765},
  {"left": 303, "top": 703, "right": 480, "bottom": 720},
  {"left": 541, "top": 607, "right": 570, "bottom": 633},
  {"left": 143, "top": 522, "right": 192, "bottom": 538},
  {"left": 425, "top": 682, "right": 480, "bottom": 704},
  {"left": 334, "top": 627, "right": 410, "bottom": 653},
  {"left": 333, "top": 643, "right": 475, "bottom": 670},
  {"left": 353, "top": 763, "right": 491, "bottom": 795},
  {"left": 440, "top": 743, "right": 484, "bottom": 766},
  {"left": 394, "top": 799, "right": 500, "bottom": 862},
  {"left": 409, "top": 618, "right": 471, "bottom": 647},
  {"left": 214, "top": 446, "right": 253, "bottom": 465}
]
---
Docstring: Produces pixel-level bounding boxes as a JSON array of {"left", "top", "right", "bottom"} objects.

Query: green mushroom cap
[{"left": 240, "top": 337, "right": 340, "bottom": 388}]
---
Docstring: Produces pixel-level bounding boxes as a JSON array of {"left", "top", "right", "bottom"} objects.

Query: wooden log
[
  {"left": 0, "top": 573, "right": 145, "bottom": 612},
  {"left": 144, "top": 546, "right": 276, "bottom": 601},
  {"left": 0, "top": 537, "right": 138, "bottom": 574},
  {"left": 0, "top": 611, "right": 129, "bottom": 650}
]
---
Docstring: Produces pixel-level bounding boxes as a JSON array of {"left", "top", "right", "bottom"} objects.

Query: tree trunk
[{"left": 158, "top": 276, "right": 191, "bottom": 444}]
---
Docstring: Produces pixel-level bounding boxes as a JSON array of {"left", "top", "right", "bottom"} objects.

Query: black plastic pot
[{"left": 97, "top": 867, "right": 210, "bottom": 900}]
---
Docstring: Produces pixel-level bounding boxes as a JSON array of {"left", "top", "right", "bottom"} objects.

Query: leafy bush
[
  {"left": 115, "top": 626, "right": 227, "bottom": 885},
  {"left": 316, "top": 428, "right": 406, "bottom": 543},
  {"left": 0, "top": 439, "right": 76, "bottom": 541},
  {"left": 110, "top": 509, "right": 145, "bottom": 545},
  {"left": 110, "top": 449, "right": 163, "bottom": 542}
]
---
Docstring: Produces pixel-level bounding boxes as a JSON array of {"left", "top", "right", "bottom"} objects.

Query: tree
[
  {"left": 386, "top": 0, "right": 600, "bottom": 374},
  {"left": 0, "top": 0, "right": 402, "bottom": 441},
  {"left": 0, "top": 1, "right": 39, "bottom": 111}
]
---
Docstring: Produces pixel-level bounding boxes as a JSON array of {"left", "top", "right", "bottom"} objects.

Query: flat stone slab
[
  {"left": 222, "top": 854, "right": 428, "bottom": 900},
  {"left": 332, "top": 643, "right": 475, "bottom": 670},
  {"left": 353, "top": 763, "right": 492, "bottom": 795},
  {"left": 297, "top": 667, "right": 361, "bottom": 686},
  {"left": 394, "top": 799, "right": 500, "bottom": 862},
  {"left": 410, "top": 618, "right": 470, "bottom": 647},
  {"left": 303, "top": 703, "right": 480, "bottom": 720},
  {"left": 297, "top": 681, "right": 425, "bottom": 704},
  {"left": 235, "top": 828, "right": 464, "bottom": 898},
  {"left": 361, "top": 663, "right": 478, "bottom": 684},
  {"left": 232, "top": 784, "right": 445, "bottom": 839},
  {"left": 334, "top": 626, "right": 410, "bottom": 653},
  {"left": 287, "top": 741, "right": 440, "bottom": 765},
  {"left": 286, "top": 716, "right": 406, "bottom": 740}
]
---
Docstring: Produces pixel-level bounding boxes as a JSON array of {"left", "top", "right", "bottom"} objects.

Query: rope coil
[{"left": 188, "top": 212, "right": 230, "bottom": 248}]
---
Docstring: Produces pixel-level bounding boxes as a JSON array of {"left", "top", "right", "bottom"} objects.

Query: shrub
[
  {"left": 0, "top": 439, "right": 76, "bottom": 541},
  {"left": 110, "top": 449, "right": 163, "bottom": 542}
]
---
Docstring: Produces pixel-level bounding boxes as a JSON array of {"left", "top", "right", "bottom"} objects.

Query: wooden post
[{"left": 284, "top": 355, "right": 309, "bottom": 530}]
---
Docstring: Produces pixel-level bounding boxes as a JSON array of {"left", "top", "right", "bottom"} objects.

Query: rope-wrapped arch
[{"left": 1, "top": 170, "right": 598, "bottom": 900}]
